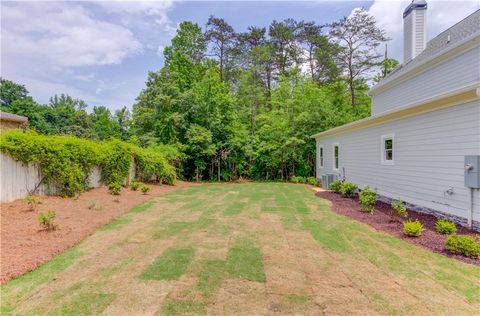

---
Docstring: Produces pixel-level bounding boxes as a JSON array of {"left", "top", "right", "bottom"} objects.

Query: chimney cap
[{"left": 403, "top": 0, "right": 427, "bottom": 18}]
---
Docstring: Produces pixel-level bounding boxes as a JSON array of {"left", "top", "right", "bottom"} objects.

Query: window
[
  {"left": 381, "top": 134, "right": 394, "bottom": 165},
  {"left": 333, "top": 144, "right": 339, "bottom": 170},
  {"left": 319, "top": 145, "right": 324, "bottom": 168}
]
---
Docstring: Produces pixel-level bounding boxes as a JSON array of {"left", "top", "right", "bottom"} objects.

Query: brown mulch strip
[
  {"left": 0, "top": 182, "right": 191, "bottom": 284},
  {"left": 315, "top": 190, "right": 480, "bottom": 266}
]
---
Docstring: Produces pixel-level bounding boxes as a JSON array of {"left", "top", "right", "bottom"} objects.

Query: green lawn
[{"left": 1, "top": 183, "right": 479, "bottom": 315}]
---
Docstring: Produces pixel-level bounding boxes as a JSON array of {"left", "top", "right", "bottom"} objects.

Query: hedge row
[{"left": 0, "top": 130, "right": 176, "bottom": 197}]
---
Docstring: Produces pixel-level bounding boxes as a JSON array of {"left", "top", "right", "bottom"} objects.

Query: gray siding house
[{"left": 313, "top": 2, "right": 480, "bottom": 230}]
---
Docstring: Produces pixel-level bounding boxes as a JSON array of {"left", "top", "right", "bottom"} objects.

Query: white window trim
[
  {"left": 381, "top": 134, "right": 395, "bottom": 165},
  {"left": 318, "top": 145, "right": 324, "bottom": 169},
  {"left": 332, "top": 143, "right": 339, "bottom": 171}
]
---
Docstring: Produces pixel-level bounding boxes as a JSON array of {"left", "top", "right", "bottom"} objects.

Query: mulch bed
[
  {"left": 315, "top": 190, "right": 480, "bottom": 266},
  {"left": 0, "top": 182, "right": 191, "bottom": 284}
]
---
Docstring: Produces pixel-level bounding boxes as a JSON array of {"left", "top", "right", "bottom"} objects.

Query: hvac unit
[{"left": 321, "top": 174, "right": 338, "bottom": 189}]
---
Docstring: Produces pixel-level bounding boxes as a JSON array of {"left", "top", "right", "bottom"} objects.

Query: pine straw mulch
[{"left": 315, "top": 190, "right": 480, "bottom": 266}]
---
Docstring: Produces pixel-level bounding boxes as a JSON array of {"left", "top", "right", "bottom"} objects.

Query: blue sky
[{"left": 1, "top": 0, "right": 478, "bottom": 112}]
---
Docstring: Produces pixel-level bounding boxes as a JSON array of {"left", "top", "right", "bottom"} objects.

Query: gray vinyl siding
[
  {"left": 316, "top": 100, "right": 480, "bottom": 224},
  {"left": 372, "top": 46, "right": 480, "bottom": 115}
]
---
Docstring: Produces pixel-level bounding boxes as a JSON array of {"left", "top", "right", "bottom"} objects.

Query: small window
[
  {"left": 381, "top": 134, "right": 394, "bottom": 165},
  {"left": 333, "top": 144, "right": 339, "bottom": 170},
  {"left": 319, "top": 146, "right": 324, "bottom": 168}
]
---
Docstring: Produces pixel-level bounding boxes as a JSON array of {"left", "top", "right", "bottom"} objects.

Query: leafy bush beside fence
[{"left": 0, "top": 130, "right": 176, "bottom": 197}]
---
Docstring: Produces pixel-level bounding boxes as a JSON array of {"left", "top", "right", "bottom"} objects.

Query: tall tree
[
  {"left": 329, "top": 8, "right": 389, "bottom": 107},
  {"left": 205, "top": 16, "right": 236, "bottom": 81}
]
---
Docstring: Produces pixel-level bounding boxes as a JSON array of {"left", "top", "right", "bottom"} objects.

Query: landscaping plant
[
  {"left": 435, "top": 218, "right": 457, "bottom": 235},
  {"left": 141, "top": 185, "right": 151, "bottom": 195},
  {"left": 290, "top": 176, "right": 306, "bottom": 184},
  {"left": 358, "top": 186, "right": 377, "bottom": 213},
  {"left": 340, "top": 182, "right": 357, "bottom": 198},
  {"left": 88, "top": 200, "right": 102, "bottom": 211},
  {"left": 403, "top": 219, "right": 423, "bottom": 237},
  {"left": 329, "top": 180, "right": 343, "bottom": 193},
  {"left": 24, "top": 195, "right": 41, "bottom": 212},
  {"left": 390, "top": 198, "right": 408, "bottom": 222},
  {"left": 445, "top": 234, "right": 480, "bottom": 258},
  {"left": 37, "top": 209, "right": 57, "bottom": 231},
  {"left": 131, "top": 181, "right": 141, "bottom": 191},
  {"left": 306, "top": 177, "right": 317, "bottom": 185},
  {"left": 108, "top": 182, "right": 122, "bottom": 195}
]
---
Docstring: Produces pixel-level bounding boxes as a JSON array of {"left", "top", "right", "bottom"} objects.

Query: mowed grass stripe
[
  {"left": 131, "top": 199, "right": 156, "bottom": 213},
  {"left": 140, "top": 247, "right": 194, "bottom": 280},
  {"left": 226, "top": 247, "right": 265, "bottom": 282}
]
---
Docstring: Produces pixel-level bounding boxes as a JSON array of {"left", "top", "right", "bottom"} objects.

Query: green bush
[
  {"left": 358, "top": 186, "right": 377, "bottom": 213},
  {"left": 24, "top": 195, "right": 42, "bottom": 211},
  {"left": 435, "top": 219, "right": 457, "bottom": 235},
  {"left": 403, "top": 219, "right": 423, "bottom": 237},
  {"left": 131, "top": 181, "right": 141, "bottom": 191},
  {"left": 37, "top": 209, "right": 57, "bottom": 231},
  {"left": 330, "top": 180, "right": 343, "bottom": 193},
  {"left": 445, "top": 234, "right": 480, "bottom": 258},
  {"left": 141, "top": 185, "right": 151, "bottom": 195},
  {"left": 306, "top": 177, "right": 317, "bottom": 185},
  {"left": 108, "top": 182, "right": 122, "bottom": 195},
  {"left": 340, "top": 182, "right": 357, "bottom": 198},
  {"left": 0, "top": 130, "right": 177, "bottom": 197},
  {"left": 290, "top": 176, "right": 306, "bottom": 184},
  {"left": 391, "top": 199, "right": 408, "bottom": 221}
]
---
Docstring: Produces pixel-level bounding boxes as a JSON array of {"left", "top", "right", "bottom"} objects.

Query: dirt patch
[
  {"left": 315, "top": 191, "right": 480, "bottom": 266},
  {"left": 0, "top": 182, "right": 190, "bottom": 283}
]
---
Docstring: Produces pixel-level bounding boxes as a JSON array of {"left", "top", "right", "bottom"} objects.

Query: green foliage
[
  {"left": 141, "top": 185, "right": 151, "bottom": 194},
  {"left": 358, "top": 186, "right": 377, "bottom": 213},
  {"left": 290, "top": 176, "right": 306, "bottom": 184},
  {"left": 306, "top": 177, "right": 317, "bottom": 185},
  {"left": 340, "top": 182, "right": 357, "bottom": 198},
  {"left": 435, "top": 219, "right": 457, "bottom": 235},
  {"left": 403, "top": 219, "right": 423, "bottom": 237},
  {"left": 130, "top": 181, "right": 141, "bottom": 191},
  {"left": 329, "top": 180, "right": 343, "bottom": 193},
  {"left": 24, "top": 195, "right": 41, "bottom": 211},
  {"left": 0, "top": 130, "right": 176, "bottom": 197},
  {"left": 445, "top": 234, "right": 480, "bottom": 258},
  {"left": 391, "top": 199, "right": 408, "bottom": 219},
  {"left": 108, "top": 183, "right": 122, "bottom": 195},
  {"left": 37, "top": 209, "right": 57, "bottom": 231}
]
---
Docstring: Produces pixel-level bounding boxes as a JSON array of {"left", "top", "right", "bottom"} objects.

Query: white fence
[{"left": 0, "top": 153, "right": 118, "bottom": 203}]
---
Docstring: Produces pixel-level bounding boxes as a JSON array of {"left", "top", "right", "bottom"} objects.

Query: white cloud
[{"left": 365, "top": 0, "right": 479, "bottom": 63}]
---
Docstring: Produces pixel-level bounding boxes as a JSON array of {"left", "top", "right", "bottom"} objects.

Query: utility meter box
[{"left": 465, "top": 155, "right": 480, "bottom": 188}]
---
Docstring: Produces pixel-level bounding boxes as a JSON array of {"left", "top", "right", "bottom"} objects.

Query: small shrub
[
  {"left": 391, "top": 199, "right": 408, "bottom": 221},
  {"left": 131, "top": 181, "right": 141, "bottom": 191},
  {"left": 290, "top": 176, "right": 306, "bottom": 184},
  {"left": 435, "top": 218, "right": 457, "bottom": 235},
  {"left": 37, "top": 209, "right": 57, "bottom": 231},
  {"left": 403, "top": 219, "right": 423, "bottom": 237},
  {"left": 340, "top": 182, "right": 357, "bottom": 198},
  {"left": 445, "top": 234, "right": 480, "bottom": 258},
  {"left": 141, "top": 185, "right": 151, "bottom": 195},
  {"left": 358, "top": 186, "right": 377, "bottom": 213},
  {"left": 24, "top": 195, "right": 41, "bottom": 212},
  {"left": 108, "top": 182, "right": 122, "bottom": 195},
  {"left": 306, "top": 177, "right": 317, "bottom": 185},
  {"left": 330, "top": 180, "right": 343, "bottom": 193},
  {"left": 88, "top": 200, "right": 102, "bottom": 211}
]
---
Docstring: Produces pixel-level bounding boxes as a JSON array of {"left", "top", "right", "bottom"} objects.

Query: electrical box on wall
[{"left": 465, "top": 155, "right": 480, "bottom": 188}]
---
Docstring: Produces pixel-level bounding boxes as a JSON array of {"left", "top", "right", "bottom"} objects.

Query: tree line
[{"left": 0, "top": 8, "right": 398, "bottom": 181}]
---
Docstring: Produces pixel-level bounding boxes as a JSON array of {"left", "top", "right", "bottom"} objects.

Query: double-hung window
[
  {"left": 319, "top": 145, "right": 324, "bottom": 168},
  {"left": 381, "top": 134, "right": 394, "bottom": 165},
  {"left": 333, "top": 144, "right": 339, "bottom": 170}
]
